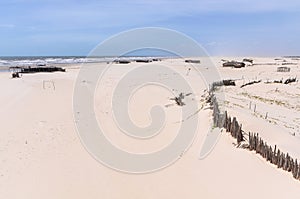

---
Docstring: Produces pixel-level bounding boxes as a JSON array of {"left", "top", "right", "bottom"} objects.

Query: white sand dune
[
  {"left": 0, "top": 59, "right": 299, "bottom": 198},
  {"left": 217, "top": 57, "right": 300, "bottom": 159}
]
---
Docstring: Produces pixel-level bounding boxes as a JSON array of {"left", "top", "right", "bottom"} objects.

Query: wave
[
  {"left": 0, "top": 56, "right": 106, "bottom": 67},
  {"left": 0, "top": 56, "right": 164, "bottom": 67}
]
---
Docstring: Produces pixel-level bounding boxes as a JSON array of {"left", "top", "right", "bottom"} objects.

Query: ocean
[
  {"left": 0, "top": 56, "right": 166, "bottom": 70},
  {"left": 0, "top": 56, "right": 115, "bottom": 68}
]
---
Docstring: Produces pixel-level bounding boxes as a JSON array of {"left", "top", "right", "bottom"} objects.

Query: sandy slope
[
  {"left": 216, "top": 57, "right": 300, "bottom": 159},
  {"left": 0, "top": 59, "right": 299, "bottom": 199}
]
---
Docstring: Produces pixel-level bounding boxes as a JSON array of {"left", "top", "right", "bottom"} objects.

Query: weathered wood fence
[
  {"left": 209, "top": 89, "right": 300, "bottom": 181},
  {"left": 209, "top": 95, "right": 244, "bottom": 144},
  {"left": 248, "top": 132, "right": 300, "bottom": 180}
]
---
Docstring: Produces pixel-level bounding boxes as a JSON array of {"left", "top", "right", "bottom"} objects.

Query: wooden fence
[{"left": 209, "top": 90, "right": 300, "bottom": 181}]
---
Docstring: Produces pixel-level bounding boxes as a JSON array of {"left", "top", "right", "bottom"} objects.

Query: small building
[
  {"left": 9, "top": 66, "right": 22, "bottom": 73},
  {"left": 135, "top": 59, "right": 152, "bottom": 63},
  {"left": 20, "top": 66, "right": 65, "bottom": 73},
  {"left": 114, "top": 60, "right": 131, "bottom": 64},
  {"left": 223, "top": 61, "right": 245, "bottom": 68},
  {"left": 243, "top": 58, "right": 253, "bottom": 64},
  {"left": 185, "top": 59, "right": 200, "bottom": 64},
  {"left": 277, "top": 66, "right": 291, "bottom": 72}
]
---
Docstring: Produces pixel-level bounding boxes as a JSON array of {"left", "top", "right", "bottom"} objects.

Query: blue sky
[{"left": 0, "top": 0, "right": 300, "bottom": 56}]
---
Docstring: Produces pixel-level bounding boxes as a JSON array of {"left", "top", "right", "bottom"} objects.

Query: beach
[{"left": 0, "top": 58, "right": 300, "bottom": 198}]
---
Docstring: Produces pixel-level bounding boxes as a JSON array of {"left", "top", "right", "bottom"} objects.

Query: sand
[
  {"left": 0, "top": 58, "right": 299, "bottom": 198},
  {"left": 217, "top": 57, "right": 300, "bottom": 159}
]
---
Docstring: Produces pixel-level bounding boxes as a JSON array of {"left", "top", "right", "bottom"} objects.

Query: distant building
[
  {"left": 223, "top": 61, "right": 245, "bottom": 68},
  {"left": 243, "top": 58, "right": 253, "bottom": 64},
  {"left": 277, "top": 66, "right": 291, "bottom": 72},
  {"left": 185, "top": 59, "right": 200, "bottom": 64}
]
